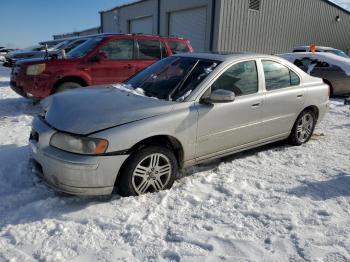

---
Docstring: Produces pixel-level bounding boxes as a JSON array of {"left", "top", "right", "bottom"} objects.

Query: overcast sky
[{"left": 0, "top": 0, "right": 349, "bottom": 48}]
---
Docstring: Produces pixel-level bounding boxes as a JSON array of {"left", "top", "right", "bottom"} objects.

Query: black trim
[
  {"left": 157, "top": 0, "right": 161, "bottom": 35},
  {"left": 50, "top": 144, "right": 129, "bottom": 157},
  {"left": 100, "top": 13, "right": 104, "bottom": 33},
  {"left": 210, "top": 0, "right": 216, "bottom": 51}
]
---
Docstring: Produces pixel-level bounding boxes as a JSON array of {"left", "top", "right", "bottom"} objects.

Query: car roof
[
  {"left": 174, "top": 52, "right": 278, "bottom": 61},
  {"left": 98, "top": 33, "right": 188, "bottom": 41},
  {"left": 293, "top": 46, "right": 338, "bottom": 51},
  {"left": 279, "top": 52, "right": 350, "bottom": 75}
]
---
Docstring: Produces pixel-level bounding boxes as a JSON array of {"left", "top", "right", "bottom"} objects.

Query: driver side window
[
  {"left": 99, "top": 39, "right": 134, "bottom": 60},
  {"left": 211, "top": 60, "right": 258, "bottom": 96}
]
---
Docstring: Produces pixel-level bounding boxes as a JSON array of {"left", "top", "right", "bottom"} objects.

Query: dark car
[
  {"left": 279, "top": 52, "right": 350, "bottom": 96},
  {"left": 10, "top": 34, "right": 193, "bottom": 99},
  {"left": 4, "top": 37, "right": 90, "bottom": 67}
]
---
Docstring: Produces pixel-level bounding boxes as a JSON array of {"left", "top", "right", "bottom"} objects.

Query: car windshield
[
  {"left": 125, "top": 56, "right": 220, "bottom": 101},
  {"left": 325, "top": 49, "right": 349, "bottom": 58},
  {"left": 51, "top": 40, "right": 70, "bottom": 50},
  {"left": 67, "top": 37, "right": 105, "bottom": 58}
]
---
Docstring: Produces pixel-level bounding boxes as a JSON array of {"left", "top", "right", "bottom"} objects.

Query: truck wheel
[
  {"left": 117, "top": 146, "right": 178, "bottom": 197},
  {"left": 55, "top": 82, "right": 82, "bottom": 93}
]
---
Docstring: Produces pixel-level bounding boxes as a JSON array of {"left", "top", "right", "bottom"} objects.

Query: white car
[
  {"left": 279, "top": 52, "right": 350, "bottom": 96},
  {"left": 292, "top": 46, "right": 349, "bottom": 58}
]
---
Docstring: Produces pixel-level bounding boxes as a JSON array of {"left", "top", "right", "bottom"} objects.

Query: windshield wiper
[{"left": 167, "top": 60, "right": 199, "bottom": 101}]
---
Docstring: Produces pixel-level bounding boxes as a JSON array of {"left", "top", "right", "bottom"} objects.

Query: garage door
[
  {"left": 129, "top": 16, "right": 153, "bottom": 34},
  {"left": 169, "top": 7, "right": 207, "bottom": 51}
]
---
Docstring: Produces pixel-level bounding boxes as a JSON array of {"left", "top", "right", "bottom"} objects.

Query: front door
[
  {"left": 90, "top": 38, "right": 137, "bottom": 85},
  {"left": 195, "top": 60, "right": 264, "bottom": 160}
]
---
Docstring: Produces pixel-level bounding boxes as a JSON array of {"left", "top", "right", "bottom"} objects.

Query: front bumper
[
  {"left": 10, "top": 80, "right": 28, "bottom": 98},
  {"left": 10, "top": 71, "right": 53, "bottom": 99},
  {"left": 29, "top": 116, "right": 129, "bottom": 196}
]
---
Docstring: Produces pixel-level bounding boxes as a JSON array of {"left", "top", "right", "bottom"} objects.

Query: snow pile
[
  {"left": 0, "top": 65, "right": 349, "bottom": 261},
  {"left": 112, "top": 83, "right": 147, "bottom": 97}
]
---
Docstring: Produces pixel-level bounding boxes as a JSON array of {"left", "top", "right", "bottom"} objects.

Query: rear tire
[
  {"left": 54, "top": 82, "right": 82, "bottom": 93},
  {"left": 117, "top": 146, "right": 178, "bottom": 197},
  {"left": 289, "top": 110, "right": 316, "bottom": 146}
]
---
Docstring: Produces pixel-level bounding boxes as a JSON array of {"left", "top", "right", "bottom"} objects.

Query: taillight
[
  {"left": 327, "top": 85, "right": 331, "bottom": 97},
  {"left": 323, "top": 79, "right": 331, "bottom": 97}
]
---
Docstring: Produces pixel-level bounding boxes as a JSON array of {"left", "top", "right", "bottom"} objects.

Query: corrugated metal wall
[{"left": 216, "top": 0, "right": 350, "bottom": 54}]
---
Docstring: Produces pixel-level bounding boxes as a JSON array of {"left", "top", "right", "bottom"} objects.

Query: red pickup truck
[{"left": 10, "top": 34, "right": 193, "bottom": 99}]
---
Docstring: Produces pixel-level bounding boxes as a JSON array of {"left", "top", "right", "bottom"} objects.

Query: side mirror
[{"left": 202, "top": 89, "right": 236, "bottom": 104}]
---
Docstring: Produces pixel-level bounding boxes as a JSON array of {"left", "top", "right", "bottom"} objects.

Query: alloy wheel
[
  {"left": 131, "top": 153, "right": 172, "bottom": 195},
  {"left": 296, "top": 113, "right": 314, "bottom": 143}
]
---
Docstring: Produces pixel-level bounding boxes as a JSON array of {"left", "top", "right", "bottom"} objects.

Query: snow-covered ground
[{"left": 0, "top": 64, "right": 349, "bottom": 262}]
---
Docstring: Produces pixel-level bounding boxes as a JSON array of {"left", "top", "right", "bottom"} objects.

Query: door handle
[
  {"left": 251, "top": 103, "right": 261, "bottom": 108},
  {"left": 297, "top": 94, "right": 304, "bottom": 98},
  {"left": 125, "top": 64, "right": 133, "bottom": 69}
]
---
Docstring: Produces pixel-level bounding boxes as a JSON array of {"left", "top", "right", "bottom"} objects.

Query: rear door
[
  {"left": 134, "top": 38, "right": 165, "bottom": 74},
  {"left": 260, "top": 59, "right": 305, "bottom": 139},
  {"left": 90, "top": 38, "right": 137, "bottom": 85}
]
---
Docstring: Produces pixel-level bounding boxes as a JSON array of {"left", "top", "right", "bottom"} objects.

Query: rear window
[
  {"left": 168, "top": 41, "right": 190, "bottom": 54},
  {"left": 262, "top": 60, "right": 300, "bottom": 90}
]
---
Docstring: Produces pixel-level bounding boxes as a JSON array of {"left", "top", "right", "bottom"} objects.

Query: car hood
[{"left": 41, "top": 86, "right": 175, "bottom": 135}]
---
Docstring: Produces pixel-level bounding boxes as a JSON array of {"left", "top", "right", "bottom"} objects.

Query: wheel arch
[
  {"left": 115, "top": 135, "right": 185, "bottom": 187},
  {"left": 322, "top": 78, "right": 333, "bottom": 96},
  {"left": 127, "top": 135, "right": 184, "bottom": 168},
  {"left": 302, "top": 105, "right": 319, "bottom": 121},
  {"left": 52, "top": 76, "right": 89, "bottom": 94}
]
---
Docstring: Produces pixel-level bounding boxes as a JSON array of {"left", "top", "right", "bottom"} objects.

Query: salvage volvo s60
[{"left": 29, "top": 53, "right": 329, "bottom": 196}]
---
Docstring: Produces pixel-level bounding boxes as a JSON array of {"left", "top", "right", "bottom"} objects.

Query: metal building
[
  {"left": 100, "top": 0, "right": 350, "bottom": 54},
  {"left": 53, "top": 27, "right": 101, "bottom": 40}
]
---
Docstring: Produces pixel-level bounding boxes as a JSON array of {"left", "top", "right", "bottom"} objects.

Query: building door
[
  {"left": 169, "top": 7, "right": 207, "bottom": 51},
  {"left": 129, "top": 16, "right": 153, "bottom": 35}
]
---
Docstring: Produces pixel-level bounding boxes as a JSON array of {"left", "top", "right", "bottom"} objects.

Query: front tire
[
  {"left": 289, "top": 110, "right": 316, "bottom": 146},
  {"left": 54, "top": 82, "right": 82, "bottom": 93},
  {"left": 117, "top": 146, "right": 178, "bottom": 197}
]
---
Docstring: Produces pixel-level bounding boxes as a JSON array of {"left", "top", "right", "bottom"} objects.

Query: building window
[{"left": 249, "top": 0, "right": 261, "bottom": 11}]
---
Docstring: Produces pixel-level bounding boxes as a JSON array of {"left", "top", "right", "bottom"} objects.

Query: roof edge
[
  {"left": 99, "top": 0, "right": 148, "bottom": 13},
  {"left": 322, "top": 0, "right": 350, "bottom": 15},
  {"left": 99, "top": 0, "right": 350, "bottom": 15}
]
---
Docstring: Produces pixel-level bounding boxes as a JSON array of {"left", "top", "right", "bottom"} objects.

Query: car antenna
[
  {"left": 44, "top": 44, "right": 49, "bottom": 60},
  {"left": 61, "top": 49, "right": 66, "bottom": 59}
]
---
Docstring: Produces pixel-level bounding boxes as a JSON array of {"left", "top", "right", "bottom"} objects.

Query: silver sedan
[{"left": 29, "top": 53, "right": 329, "bottom": 196}]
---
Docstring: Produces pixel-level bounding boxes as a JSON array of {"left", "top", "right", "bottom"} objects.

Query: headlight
[
  {"left": 50, "top": 132, "right": 108, "bottom": 155},
  {"left": 26, "top": 63, "right": 46, "bottom": 76}
]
